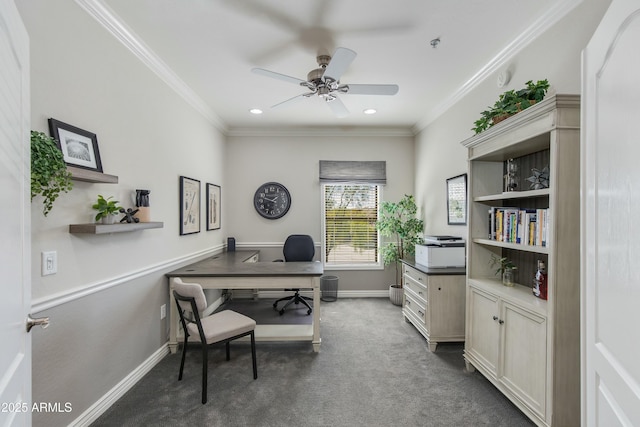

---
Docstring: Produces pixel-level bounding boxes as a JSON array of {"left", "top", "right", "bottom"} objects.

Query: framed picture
[
  {"left": 180, "top": 176, "right": 200, "bottom": 235},
  {"left": 206, "top": 183, "right": 221, "bottom": 231},
  {"left": 447, "top": 173, "right": 467, "bottom": 225},
  {"left": 48, "top": 118, "right": 103, "bottom": 172}
]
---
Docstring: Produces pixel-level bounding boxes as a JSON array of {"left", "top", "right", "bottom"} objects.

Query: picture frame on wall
[
  {"left": 446, "top": 173, "right": 467, "bottom": 225},
  {"left": 206, "top": 183, "right": 221, "bottom": 231},
  {"left": 180, "top": 176, "right": 200, "bottom": 235},
  {"left": 48, "top": 118, "right": 103, "bottom": 172}
]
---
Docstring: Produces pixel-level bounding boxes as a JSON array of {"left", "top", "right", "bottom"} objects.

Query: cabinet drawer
[
  {"left": 403, "top": 265, "right": 427, "bottom": 286},
  {"left": 404, "top": 292, "right": 427, "bottom": 325},
  {"left": 404, "top": 275, "right": 428, "bottom": 304}
]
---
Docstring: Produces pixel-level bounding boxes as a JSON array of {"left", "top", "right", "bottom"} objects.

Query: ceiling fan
[{"left": 251, "top": 47, "right": 399, "bottom": 118}]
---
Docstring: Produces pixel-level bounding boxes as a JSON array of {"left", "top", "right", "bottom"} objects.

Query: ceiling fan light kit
[{"left": 251, "top": 47, "right": 399, "bottom": 117}]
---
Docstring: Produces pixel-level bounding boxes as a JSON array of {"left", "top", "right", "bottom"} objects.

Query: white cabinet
[
  {"left": 462, "top": 94, "right": 580, "bottom": 427},
  {"left": 402, "top": 262, "right": 465, "bottom": 351}
]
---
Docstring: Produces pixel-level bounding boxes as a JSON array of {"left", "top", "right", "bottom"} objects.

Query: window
[{"left": 322, "top": 183, "right": 381, "bottom": 268}]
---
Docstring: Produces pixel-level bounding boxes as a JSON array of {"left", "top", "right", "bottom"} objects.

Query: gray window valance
[{"left": 319, "top": 160, "right": 386, "bottom": 184}]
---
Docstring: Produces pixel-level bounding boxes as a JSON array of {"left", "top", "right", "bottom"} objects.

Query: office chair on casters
[
  {"left": 273, "top": 234, "right": 315, "bottom": 316},
  {"left": 172, "top": 277, "right": 258, "bottom": 404}
]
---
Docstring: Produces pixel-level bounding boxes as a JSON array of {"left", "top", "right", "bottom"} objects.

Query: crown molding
[
  {"left": 227, "top": 125, "right": 415, "bottom": 138},
  {"left": 74, "top": 0, "right": 228, "bottom": 134},
  {"left": 412, "top": 0, "right": 584, "bottom": 134}
]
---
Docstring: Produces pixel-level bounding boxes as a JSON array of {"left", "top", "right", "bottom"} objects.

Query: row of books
[{"left": 488, "top": 207, "right": 549, "bottom": 247}]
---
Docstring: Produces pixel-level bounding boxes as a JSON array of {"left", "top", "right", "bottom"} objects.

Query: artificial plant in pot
[
  {"left": 92, "top": 195, "right": 122, "bottom": 224},
  {"left": 472, "top": 79, "right": 550, "bottom": 134},
  {"left": 376, "top": 194, "right": 424, "bottom": 305},
  {"left": 30, "top": 131, "right": 73, "bottom": 216}
]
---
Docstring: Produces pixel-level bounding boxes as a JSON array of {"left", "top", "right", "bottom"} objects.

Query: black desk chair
[{"left": 273, "top": 234, "right": 315, "bottom": 315}]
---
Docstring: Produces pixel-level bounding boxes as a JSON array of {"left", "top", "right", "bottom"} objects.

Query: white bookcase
[{"left": 461, "top": 94, "right": 580, "bottom": 427}]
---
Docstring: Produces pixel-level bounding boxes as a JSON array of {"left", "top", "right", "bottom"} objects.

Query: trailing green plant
[
  {"left": 92, "top": 195, "right": 122, "bottom": 221},
  {"left": 376, "top": 194, "right": 424, "bottom": 287},
  {"left": 31, "top": 131, "right": 73, "bottom": 216},
  {"left": 489, "top": 254, "right": 518, "bottom": 276},
  {"left": 473, "top": 79, "right": 550, "bottom": 134}
]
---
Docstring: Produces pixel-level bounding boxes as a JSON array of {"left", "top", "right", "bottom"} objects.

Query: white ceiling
[{"left": 98, "top": 0, "right": 571, "bottom": 133}]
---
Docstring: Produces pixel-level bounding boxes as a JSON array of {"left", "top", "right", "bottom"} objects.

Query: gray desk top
[{"left": 166, "top": 250, "right": 324, "bottom": 278}]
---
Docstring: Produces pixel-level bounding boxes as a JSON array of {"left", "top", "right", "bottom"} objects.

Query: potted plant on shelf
[
  {"left": 376, "top": 194, "right": 424, "bottom": 305},
  {"left": 490, "top": 254, "right": 518, "bottom": 287},
  {"left": 473, "top": 79, "right": 550, "bottom": 134},
  {"left": 92, "top": 195, "right": 122, "bottom": 224},
  {"left": 30, "top": 131, "right": 73, "bottom": 216}
]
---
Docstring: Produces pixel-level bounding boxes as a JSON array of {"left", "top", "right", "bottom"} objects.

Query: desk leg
[
  {"left": 312, "top": 277, "right": 321, "bottom": 352},
  {"left": 169, "top": 283, "right": 178, "bottom": 354}
]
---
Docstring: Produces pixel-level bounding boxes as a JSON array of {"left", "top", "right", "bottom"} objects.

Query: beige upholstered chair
[{"left": 172, "top": 277, "right": 257, "bottom": 404}]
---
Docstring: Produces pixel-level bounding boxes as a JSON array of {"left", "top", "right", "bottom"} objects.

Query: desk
[{"left": 166, "top": 250, "right": 323, "bottom": 352}]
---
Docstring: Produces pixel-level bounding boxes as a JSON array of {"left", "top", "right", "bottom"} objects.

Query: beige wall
[
  {"left": 414, "top": 0, "right": 611, "bottom": 239},
  {"left": 226, "top": 132, "right": 415, "bottom": 292},
  {"left": 19, "top": 1, "right": 226, "bottom": 425}
]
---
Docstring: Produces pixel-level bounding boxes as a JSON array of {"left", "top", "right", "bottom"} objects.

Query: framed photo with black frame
[
  {"left": 446, "top": 173, "right": 467, "bottom": 225},
  {"left": 206, "top": 183, "right": 221, "bottom": 231},
  {"left": 179, "top": 176, "right": 200, "bottom": 235},
  {"left": 48, "top": 118, "right": 103, "bottom": 172}
]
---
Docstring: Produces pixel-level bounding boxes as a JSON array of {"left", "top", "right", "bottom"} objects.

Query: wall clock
[{"left": 253, "top": 182, "right": 291, "bottom": 219}]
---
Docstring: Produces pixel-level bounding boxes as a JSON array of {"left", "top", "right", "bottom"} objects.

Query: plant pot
[
  {"left": 389, "top": 284, "right": 404, "bottom": 306},
  {"left": 101, "top": 214, "right": 116, "bottom": 225}
]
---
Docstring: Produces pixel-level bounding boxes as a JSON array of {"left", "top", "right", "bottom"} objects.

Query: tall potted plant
[{"left": 376, "top": 194, "right": 424, "bottom": 305}]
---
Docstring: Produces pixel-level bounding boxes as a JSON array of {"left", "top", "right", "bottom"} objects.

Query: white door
[
  {"left": 582, "top": 0, "right": 640, "bottom": 425},
  {"left": 0, "top": 0, "right": 32, "bottom": 425}
]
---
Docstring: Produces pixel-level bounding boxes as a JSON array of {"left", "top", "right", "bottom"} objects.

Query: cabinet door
[
  {"left": 466, "top": 286, "right": 500, "bottom": 377},
  {"left": 500, "top": 302, "right": 547, "bottom": 419}
]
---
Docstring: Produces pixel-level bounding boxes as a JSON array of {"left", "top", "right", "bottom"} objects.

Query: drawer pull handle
[
  {"left": 418, "top": 291, "right": 424, "bottom": 295},
  {"left": 406, "top": 300, "right": 411, "bottom": 305},
  {"left": 418, "top": 311, "right": 425, "bottom": 317},
  {"left": 492, "top": 316, "right": 498, "bottom": 321},
  {"left": 499, "top": 319, "right": 504, "bottom": 325}
]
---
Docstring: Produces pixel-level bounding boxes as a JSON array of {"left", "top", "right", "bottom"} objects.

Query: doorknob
[{"left": 26, "top": 314, "right": 50, "bottom": 332}]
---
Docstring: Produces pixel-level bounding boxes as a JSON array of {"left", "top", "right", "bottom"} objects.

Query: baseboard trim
[{"left": 69, "top": 344, "right": 170, "bottom": 427}]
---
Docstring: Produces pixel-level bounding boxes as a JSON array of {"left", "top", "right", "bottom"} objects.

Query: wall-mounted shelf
[
  {"left": 69, "top": 222, "right": 163, "bottom": 234},
  {"left": 67, "top": 166, "right": 118, "bottom": 184}
]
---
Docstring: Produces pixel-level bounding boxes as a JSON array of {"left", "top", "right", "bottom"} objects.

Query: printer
[{"left": 415, "top": 235, "right": 466, "bottom": 268}]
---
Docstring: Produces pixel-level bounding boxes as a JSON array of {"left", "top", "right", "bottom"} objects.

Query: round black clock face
[{"left": 253, "top": 182, "right": 291, "bottom": 219}]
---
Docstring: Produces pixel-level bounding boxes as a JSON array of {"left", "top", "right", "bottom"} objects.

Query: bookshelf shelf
[{"left": 461, "top": 94, "right": 580, "bottom": 426}]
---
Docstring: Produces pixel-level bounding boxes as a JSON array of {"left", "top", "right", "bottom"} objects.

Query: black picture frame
[
  {"left": 180, "top": 176, "right": 200, "bottom": 235},
  {"left": 206, "top": 183, "right": 221, "bottom": 231},
  {"left": 48, "top": 118, "right": 103, "bottom": 172},
  {"left": 447, "top": 173, "right": 467, "bottom": 225}
]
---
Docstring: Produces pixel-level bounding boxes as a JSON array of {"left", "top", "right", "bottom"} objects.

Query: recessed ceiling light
[
  {"left": 249, "top": 108, "right": 263, "bottom": 115},
  {"left": 363, "top": 108, "right": 377, "bottom": 115}
]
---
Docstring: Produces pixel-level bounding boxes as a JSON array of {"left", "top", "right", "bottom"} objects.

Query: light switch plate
[{"left": 42, "top": 251, "right": 57, "bottom": 276}]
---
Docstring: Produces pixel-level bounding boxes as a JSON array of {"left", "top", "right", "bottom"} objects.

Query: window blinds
[{"left": 319, "top": 160, "right": 386, "bottom": 184}]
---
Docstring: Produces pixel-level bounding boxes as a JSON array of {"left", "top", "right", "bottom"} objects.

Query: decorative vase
[
  {"left": 389, "top": 285, "right": 404, "bottom": 306},
  {"left": 502, "top": 268, "right": 515, "bottom": 287}
]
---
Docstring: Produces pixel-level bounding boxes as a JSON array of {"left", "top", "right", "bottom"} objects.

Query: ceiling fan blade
[
  {"left": 342, "top": 84, "right": 399, "bottom": 96},
  {"left": 325, "top": 96, "right": 349, "bottom": 118},
  {"left": 271, "top": 93, "right": 313, "bottom": 110},
  {"left": 323, "top": 47, "right": 356, "bottom": 82},
  {"left": 252, "top": 68, "right": 306, "bottom": 85}
]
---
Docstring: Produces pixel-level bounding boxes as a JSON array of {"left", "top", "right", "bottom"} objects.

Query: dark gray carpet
[
  {"left": 218, "top": 298, "right": 313, "bottom": 325},
  {"left": 91, "top": 298, "right": 534, "bottom": 427}
]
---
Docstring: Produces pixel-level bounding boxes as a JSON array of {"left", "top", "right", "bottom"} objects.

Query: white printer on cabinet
[{"left": 415, "top": 235, "right": 465, "bottom": 268}]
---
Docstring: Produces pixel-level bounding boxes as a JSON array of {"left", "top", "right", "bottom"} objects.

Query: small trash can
[{"left": 320, "top": 275, "right": 339, "bottom": 302}]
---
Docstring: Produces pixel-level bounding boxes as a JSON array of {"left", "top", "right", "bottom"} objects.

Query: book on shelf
[{"left": 488, "top": 207, "right": 548, "bottom": 247}]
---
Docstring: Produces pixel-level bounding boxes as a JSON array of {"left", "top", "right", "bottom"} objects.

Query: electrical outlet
[
  {"left": 160, "top": 304, "right": 166, "bottom": 320},
  {"left": 41, "top": 251, "right": 57, "bottom": 276}
]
